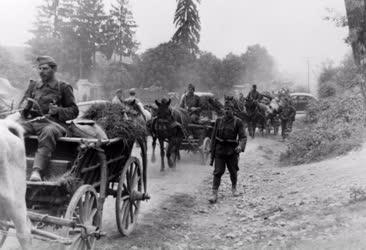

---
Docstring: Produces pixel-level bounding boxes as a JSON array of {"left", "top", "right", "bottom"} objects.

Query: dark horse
[
  {"left": 244, "top": 98, "right": 267, "bottom": 138},
  {"left": 152, "top": 98, "right": 190, "bottom": 171}
]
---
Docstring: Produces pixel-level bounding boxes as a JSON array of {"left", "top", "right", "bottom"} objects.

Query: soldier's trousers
[
  {"left": 22, "top": 120, "right": 66, "bottom": 171},
  {"left": 213, "top": 154, "right": 239, "bottom": 190},
  {"left": 281, "top": 120, "right": 291, "bottom": 138}
]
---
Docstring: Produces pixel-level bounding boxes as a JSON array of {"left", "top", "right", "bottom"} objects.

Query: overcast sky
[{"left": 0, "top": 0, "right": 349, "bottom": 88}]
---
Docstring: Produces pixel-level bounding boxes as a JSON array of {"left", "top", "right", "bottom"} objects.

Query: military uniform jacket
[
  {"left": 210, "top": 116, "right": 247, "bottom": 156},
  {"left": 278, "top": 104, "right": 296, "bottom": 121},
  {"left": 180, "top": 93, "right": 200, "bottom": 110},
  {"left": 247, "top": 90, "right": 262, "bottom": 101},
  {"left": 22, "top": 79, "right": 79, "bottom": 124}
]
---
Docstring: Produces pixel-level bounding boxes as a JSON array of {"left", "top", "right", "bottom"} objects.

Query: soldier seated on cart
[
  {"left": 180, "top": 83, "right": 201, "bottom": 123},
  {"left": 21, "top": 56, "right": 79, "bottom": 182}
]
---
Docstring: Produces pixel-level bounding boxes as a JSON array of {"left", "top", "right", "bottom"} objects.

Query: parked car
[{"left": 290, "top": 92, "right": 317, "bottom": 114}]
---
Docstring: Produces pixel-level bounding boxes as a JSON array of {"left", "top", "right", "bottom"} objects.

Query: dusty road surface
[{"left": 4, "top": 136, "right": 366, "bottom": 249}]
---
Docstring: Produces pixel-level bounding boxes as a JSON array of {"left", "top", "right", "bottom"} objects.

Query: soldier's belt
[{"left": 216, "top": 137, "right": 238, "bottom": 143}]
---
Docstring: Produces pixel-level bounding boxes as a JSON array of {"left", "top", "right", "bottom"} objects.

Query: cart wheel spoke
[
  {"left": 123, "top": 201, "right": 130, "bottom": 228},
  {"left": 87, "top": 208, "right": 98, "bottom": 225},
  {"left": 84, "top": 196, "right": 95, "bottom": 222},
  {"left": 69, "top": 229, "right": 82, "bottom": 235},
  {"left": 85, "top": 237, "right": 92, "bottom": 250},
  {"left": 131, "top": 166, "right": 139, "bottom": 189},
  {"left": 129, "top": 203, "right": 134, "bottom": 223},
  {"left": 123, "top": 183, "right": 129, "bottom": 194}
]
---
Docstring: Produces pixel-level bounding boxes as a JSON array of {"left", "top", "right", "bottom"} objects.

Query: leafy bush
[
  {"left": 318, "top": 81, "right": 338, "bottom": 98},
  {"left": 280, "top": 95, "right": 365, "bottom": 165}
]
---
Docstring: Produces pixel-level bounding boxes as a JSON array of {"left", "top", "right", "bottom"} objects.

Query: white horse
[{"left": 0, "top": 118, "right": 32, "bottom": 250}]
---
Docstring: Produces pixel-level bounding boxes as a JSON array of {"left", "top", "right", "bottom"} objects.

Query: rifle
[{"left": 209, "top": 119, "right": 220, "bottom": 166}]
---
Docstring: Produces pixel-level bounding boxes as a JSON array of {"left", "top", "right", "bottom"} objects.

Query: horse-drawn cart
[
  {"left": 0, "top": 135, "right": 149, "bottom": 250},
  {"left": 180, "top": 121, "right": 214, "bottom": 165}
]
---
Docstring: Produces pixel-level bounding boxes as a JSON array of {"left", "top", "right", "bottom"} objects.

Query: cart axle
[{"left": 131, "top": 191, "right": 151, "bottom": 201}]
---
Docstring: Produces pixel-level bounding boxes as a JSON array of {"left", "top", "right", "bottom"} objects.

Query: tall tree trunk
[{"left": 344, "top": 0, "right": 366, "bottom": 106}]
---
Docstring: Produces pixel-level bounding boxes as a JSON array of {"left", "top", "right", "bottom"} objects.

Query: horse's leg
[
  {"left": 158, "top": 138, "right": 165, "bottom": 171},
  {"left": 177, "top": 149, "right": 181, "bottom": 161},
  {"left": 151, "top": 136, "right": 157, "bottom": 163},
  {"left": 173, "top": 140, "right": 182, "bottom": 167},
  {"left": 251, "top": 121, "right": 256, "bottom": 138},
  {"left": 166, "top": 141, "right": 174, "bottom": 168}
]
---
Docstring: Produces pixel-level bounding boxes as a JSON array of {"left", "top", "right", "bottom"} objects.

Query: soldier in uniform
[
  {"left": 209, "top": 101, "right": 247, "bottom": 204},
  {"left": 246, "top": 84, "right": 262, "bottom": 101},
  {"left": 180, "top": 83, "right": 201, "bottom": 123},
  {"left": 278, "top": 98, "right": 296, "bottom": 139},
  {"left": 21, "top": 56, "right": 79, "bottom": 181}
]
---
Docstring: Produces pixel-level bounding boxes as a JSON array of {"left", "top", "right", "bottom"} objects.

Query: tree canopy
[{"left": 172, "top": 0, "right": 201, "bottom": 55}]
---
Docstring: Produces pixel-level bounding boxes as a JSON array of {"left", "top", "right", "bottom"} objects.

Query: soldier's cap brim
[{"left": 36, "top": 56, "right": 57, "bottom": 67}]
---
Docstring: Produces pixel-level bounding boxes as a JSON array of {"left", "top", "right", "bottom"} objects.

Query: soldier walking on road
[
  {"left": 278, "top": 98, "right": 296, "bottom": 140},
  {"left": 209, "top": 102, "right": 247, "bottom": 204}
]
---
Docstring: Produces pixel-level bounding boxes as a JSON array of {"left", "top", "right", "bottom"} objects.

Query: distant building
[{"left": 75, "top": 79, "right": 104, "bottom": 102}]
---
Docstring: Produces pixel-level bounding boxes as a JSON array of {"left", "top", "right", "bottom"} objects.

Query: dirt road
[
  {"left": 96, "top": 136, "right": 366, "bottom": 250},
  {"left": 5, "top": 136, "right": 366, "bottom": 249}
]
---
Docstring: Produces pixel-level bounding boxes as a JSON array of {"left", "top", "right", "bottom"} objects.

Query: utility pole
[{"left": 307, "top": 59, "right": 310, "bottom": 93}]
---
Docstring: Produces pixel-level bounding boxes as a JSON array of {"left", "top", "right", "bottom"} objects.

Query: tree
[
  {"left": 72, "top": 0, "right": 108, "bottom": 78},
  {"left": 220, "top": 53, "right": 245, "bottom": 90},
  {"left": 107, "top": 0, "right": 139, "bottom": 62},
  {"left": 0, "top": 46, "right": 36, "bottom": 88},
  {"left": 137, "top": 42, "right": 195, "bottom": 90},
  {"left": 172, "top": 0, "right": 201, "bottom": 55},
  {"left": 28, "top": 0, "right": 80, "bottom": 82},
  {"left": 196, "top": 52, "right": 222, "bottom": 90},
  {"left": 241, "top": 44, "right": 276, "bottom": 83},
  {"left": 334, "top": 0, "right": 366, "bottom": 104}
]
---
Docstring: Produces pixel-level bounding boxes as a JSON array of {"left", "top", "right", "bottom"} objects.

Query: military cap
[
  {"left": 129, "top": 88, "right": 136, "bottom": 95},
  {"left": 188, "top": 83, "right": 195, "bottom": 90},
  {"left": 36, "top": 56, "right": 57, "bottom": 68}
]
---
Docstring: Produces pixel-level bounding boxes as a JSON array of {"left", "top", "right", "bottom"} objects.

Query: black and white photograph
[{"left": 0, "top": 0, "right": 365, "bottom": 249}]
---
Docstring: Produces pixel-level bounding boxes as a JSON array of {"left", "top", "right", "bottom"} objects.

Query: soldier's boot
[
  {"left": 30, "top": 154, "right": 50, "bottom": 182},
  {"left": 208, "top": 189, "right": 218, "bottom": 204},
  {"left": 232, "top": 186, "right": 239, "bottom": 197},
  {"left": 30, "top": 170, "right": 41, "bottom": 182}
]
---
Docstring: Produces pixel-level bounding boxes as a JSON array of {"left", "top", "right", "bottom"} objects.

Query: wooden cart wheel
[
  {"left": 116, "top": 157, "right": 143, "bottom": 236},
  {"left": 0, "top": 223, "right": 9, "bottom": 248},
  {"left": 62, "top": 185, "right": 100, "bottom": 250},
  {"left": 200, "top": 137, "right": 211, "bottom": 165}
]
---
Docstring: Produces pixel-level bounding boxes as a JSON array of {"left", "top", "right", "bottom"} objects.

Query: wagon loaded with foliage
[{"left": 0, "top": 104, "right": 149, "bottom": 250}]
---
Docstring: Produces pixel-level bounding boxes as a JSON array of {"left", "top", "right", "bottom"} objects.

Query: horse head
[{"left": 155, "top": 98, "right": 172, "bottom": 121}]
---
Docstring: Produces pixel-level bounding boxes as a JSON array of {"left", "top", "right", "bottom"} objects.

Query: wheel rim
[
  {"left": 116, "top": 157, "right": 142, "bottom": 236},
  {"left": 63, "top": 185, "right": 100, "bottom": 250},
  {"left": 0, "top": 223, "right": 9, "bottom": 247}
]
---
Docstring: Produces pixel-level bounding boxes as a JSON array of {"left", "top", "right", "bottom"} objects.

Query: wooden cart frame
[{"left": 0, "top": 135, "right": 149, "bottom": 250}]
